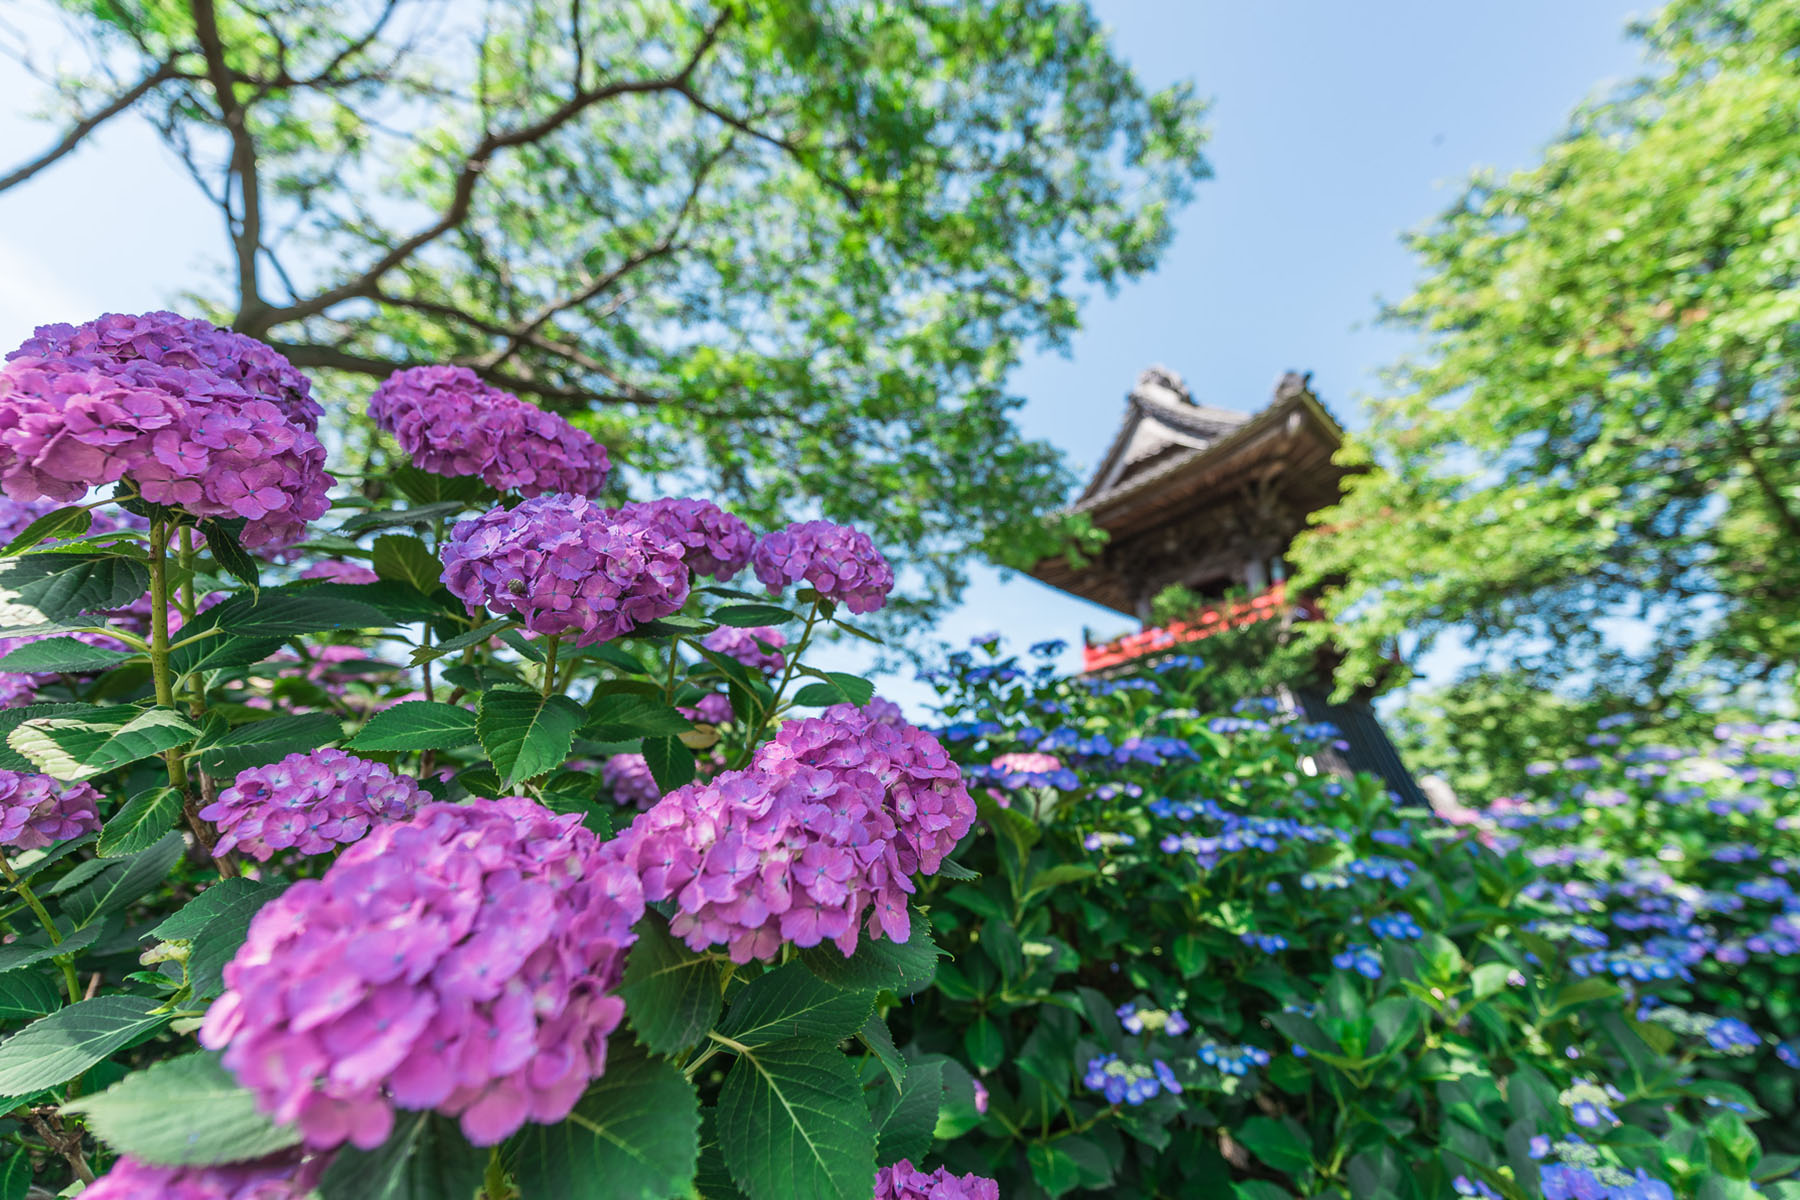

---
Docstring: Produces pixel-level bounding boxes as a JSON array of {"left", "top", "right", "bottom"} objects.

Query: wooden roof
[{"left": 1030, "top": 368, "right": 1348, "bottom": 616}]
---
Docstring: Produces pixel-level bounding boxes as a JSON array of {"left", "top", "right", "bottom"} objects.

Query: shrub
[
  {"left": 0, "top": 311, "right": 990, "bottom": 1199},
  {"left": 899, "top": 637, "right": 1799, "bottom": 1199}
]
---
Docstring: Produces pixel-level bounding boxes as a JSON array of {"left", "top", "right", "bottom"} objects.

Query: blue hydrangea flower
[
  {"left": 1333, "top": 943, "right": 1382, "bottom": 979},
  {"left": 1368, "top": 912, "right": 1423, "bottom": 941}
]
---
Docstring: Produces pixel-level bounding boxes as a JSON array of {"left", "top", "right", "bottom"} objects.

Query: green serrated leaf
[
  {"left": 641, "top": 735, "right": 697, "bottom": 793},
  {"left": 347, "top": 701, "right": 478, "bottom": 752},
  {"left": 1, "top": 506, "right": 92, "bottom": 556},
  {"left": 1235, "top": 1115, "right": 1313, "bottom": 1177},
  {"left": 0, "top": 1148, "right": 26, "bottom": 1200},
  {"left": 0, "top": 995, "right": 168, "bottom": 1096},
  {"left": 191, "top": 713, "right": 341, "bottom": 776},
  {"left": 9, "top": 706, "right": 198, "bottom": 781},
  {"left": 151, "top": 877, "right": 282, "bottom": 943},
  {"left": 876, "top": 1058, "right": 941, "bottom": 1167},
  {"left": 710, "top": 604, "right": 799, "bottom": 628},
  {"left": 799, "top": 910, "right": 940, "bottom": 997},
  {"left": 0, "top": 637, "right": 136, "bottom": 674},
  {"left": 0, "top": 971, "right": 62, "bottom": 1022},
  {"left": 97, "top": 786, "right": 183, "bottom": 857},
  {"left": 211, "top": 592, "right": 389, "bottom": 636},
  {"left": 621, "top": 913, "right": 725, "bottom": 1056},
  {"left": 0, "top": 924, "right": 101, "bottom": 973},
  {"left": 412, "top": 617, "right": 511, "bottom": 664},
  {"left": 717, "top": 964, "right": 874, "bottom": 1049},
  {"left": 585, "top": 694, "right": 694, "bottom": 742},
  {"left": 0, "top": 553, "right": 150, "bottom": 627},
  {"left": 371, "top": 534, "right": 445, "bottom": 594},
  {"left": 200, "top": 519, "right": 260, "bottom": 589},
  {"left": 717, "top": 1039, "right": 876, "bottom": 1200},
  {"left": 318, "top": 1110, "right": 487, "bottom": 1200},
  {"left": 170, "top": 633, "right": 286, "bottom": 676},
  {"left": 61, "top": 832, "right": 184, "bottom": 929},
  {"left": 63, "top": 1051, "right": 300, "bottom": 1166},
  {"left": 337, "top": 501, "right": 470, "bottom": 535},
  {"left": 507, "top": 1038, "right": 701, "bottom": 1200},
  {"left": 478, "top": 689, "right": 585, "bottom": 787}
]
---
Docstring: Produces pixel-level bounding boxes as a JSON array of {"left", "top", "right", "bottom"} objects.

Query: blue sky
[{"left": 0, "top": 2, "right": 1650, "bottom": 713}]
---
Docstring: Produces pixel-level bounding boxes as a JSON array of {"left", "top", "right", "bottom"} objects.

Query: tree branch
[
  {"left": 268, "top": 339, "right": 651, "bottom": 408},
  {"left": 245, "top": 10, "right": 732, "bottom": 337},
  {"left": 0, "top": 60, "right": 176, "bottom": 193},
  {"left": 188, "top": 0, "right": 268, "bottom": 326}
]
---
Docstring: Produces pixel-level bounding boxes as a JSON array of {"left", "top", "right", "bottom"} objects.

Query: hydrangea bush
[
  {"left": 0, "top": 312, "right": 990, "bottom": 1199},
  {"left": 897, "top": 637, "right": 1800, "bottom": 1199}
]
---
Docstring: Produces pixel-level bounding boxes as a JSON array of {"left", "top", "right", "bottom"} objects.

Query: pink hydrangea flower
[
  {"left": 613, "top": 707, "right": 973, "bottom": 963},
  {"left": 611, "top": 498, "right": 754, "bottom": 580},
  {"left": 826, "top": 696, "right": 905, "bottom": 727},
  {"left": 0, "top": 770, "right": 101, "bottom": 851},
  {"left": 198, "top": 749, "right": 427, "bottom": 861},
  {"left": 368, "top": 366, "right": 609, "bottom": 497},
  {"left": 700, "top": 625, "right": 786, "bottom": 674},
  {"left": 200, "top": 796, "right": 644, "bottom": 1150},
  {"left": 750, "top": 521, "right": 893, "bottom": 614},
  {"left": 439, "top": 494, "right": 689, "bottom": 646},
  {"left": 82, "top": 1150, "right": 328, "bottom": 1200},
  {"left": 602, "top": 753, "right": 662, "bottom": 809},
  {"left": 873, "top": 1160, "right": 1000, "bottom": 1200},
  {"left": 1, "top": 314, "right": 332, "bottom": 547}
]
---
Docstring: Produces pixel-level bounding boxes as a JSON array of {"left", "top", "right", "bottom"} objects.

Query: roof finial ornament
[
  {"left": 1274, "top": 370, "right": 1313, "bottom": 402},
  {"left": 1131, "top": 364, "right": 1191, "bottom": 407}
]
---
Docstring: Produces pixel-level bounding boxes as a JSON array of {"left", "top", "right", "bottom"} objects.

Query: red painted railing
[{"left": 1082, "top": 582, "right": 1312, "bottom": 672}]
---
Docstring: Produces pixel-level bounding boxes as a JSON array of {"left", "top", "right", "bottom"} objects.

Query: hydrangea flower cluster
[
  {"left": 615, "top": 707, "right": 973, "bottom": 962},
  {"left": 200, "top": 797, "right": 644, "bottom": 1149},
  {"left": 679, "top": 693, "right": 734, "bottom": 726},
  {"left": 1368, "top": 911, "right": 1423, "bottom": 941},
  {"left": 0, "top": 770, "right": 101, "bottom": 851},
  {"left": 368, "top": 366, "right": 609, "bottom": 496},
  {"left": 750, "top": 520, "right": 893, "bottom": 614},
  {"left": 1117, "top": 1003, "right": 1189, "bottom": 1035},
  {"left": 602, "top": 753, "right": 661, "bottom": 809},
  {"left": 872, "top": 1160, "right": 1000, "bottom": 1200},
  {"left": 610, "top": 498, "right": 754, "bottom": 580},
  {"left": 1540, "top": 1164, "right": 1673, "bottom": 1200},
  {"left": 1, "top": 313, "right": 332, "bottom": 547},
  {"left": 1333, "top": 943, "right": 1383, "bottom": 979},
  {"left": 1240, "top": 931, "right": 1289, "bottom": 953},
  {"left": 440, "top": 494, "right": 688, "bottom": 646},
  {"left": 1196, "top": 1040, "right": 1273, "bottom": 1076},
  {"left": 301, "top": 561, "right": 379, "bottom": 585},
  {"left": 198, "top": 749, "right": 427, "bottom": 861},
  {"left": 979, "top": 751, "right": 1079, "bottom": 791},
  {"left": 1559, "top": 1080, "right": 1624, "bottom": 1127},
  {"left": 699, "top": 625, "right": 787, "bottom": 674},
  {"left": 1084, "top": 1053, "right": 1181, "bottom": 1104},
  {"left": 83, "top": 1151, "right": 327, "bottom": 1200}
]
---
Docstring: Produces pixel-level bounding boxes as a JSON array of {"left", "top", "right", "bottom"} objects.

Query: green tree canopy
[
  {"left": 1292, "top": 0, "right": 1800, "bottom": 699},
  {"left": 3, "top": 0, "right": 1208, "bottom": 622}
]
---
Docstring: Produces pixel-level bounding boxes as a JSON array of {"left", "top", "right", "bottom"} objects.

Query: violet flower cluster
[
  {"left": 440, "top": 494, "right": 688, "bottom": 646},
  {"left": 1084, "top": 1053, "right": 1182, "bottom": 1105},
  {"left": 611, "top": 498, "right": 754, "bottom": 580},
  {"left": 1, "top": 313, "right": 331, "bottom": 547},
  {"left": 750, "top": 520, "right": 894, "bottom": 614},
  {"left": 602, "top": 753, "right": 662, "bottom": 809},
  {"left": 0, "top": 769, "right": 101, "bottom": 851},
  {"left": 368, "top": 366, "right": 609, "bottom": 497},
  {"left": 200, "top": 796, "right": 644, "bottom": 1149},
  {"left": 198, "top": 749, "right": 427, "bottom": 862},
  {"left": 700, "top": 625, "right": 787, "bottom": 674},
  {"left": 872, "top": 1160, "right": 1000, "bottom": 1200},
  {"left": 615, "top": 707, "right": 973, "bottom": 962},
  {"left": 83, "top": 1151, "right": 327, "bottom": 1200}
]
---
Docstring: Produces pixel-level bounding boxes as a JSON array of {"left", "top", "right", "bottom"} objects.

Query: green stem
[
  {"left": 542, "top": 635, "right": 562, "bottom": 698},
  {"left": 663, "top": 635, "right": 683, "bottom": 703},
  {"left": 738, "top": 601, "right": 821, "bottom": 763},
  {"left": 148, "top": 520, "right": 233, "bottom": 878},
  {"left": 483, "top": 1146, "right": 511, "bottom": 1200},
  {"left": 0, "top": 854, "right": 78, "bottom": 1004}
]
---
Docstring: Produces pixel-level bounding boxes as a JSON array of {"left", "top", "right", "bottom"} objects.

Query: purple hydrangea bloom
[
  {"left": 439, "top": 494, "right": 689, "bottom": 646},
  {"left": 0, "top": 770, "right": 101, "bottom": 851},
  {"left": 615, "top": 708, "right": 973, "bottom": 963},
  {"left": 678, "top": 693, "right": 734, "bottom": 725},
  {"left": 602, "top": 753, "right": 662, "bottom": 809},
  {"left": 11, "top": 311, "right": 320, "bottom": 429},
  {"left": 82, "top": 1150, "right": 328, "bottom": 1200},
  {"left": 200, "top": 797, "right": 644, "bottom": 1150},
  {"left": 825, "top": 696, "right": 905, "bottom": 727},
  {"left": 300, "top": 561, "right": 379, "bottom": 585},
  {"left": 198, "top": 749, "right": 427, "bottom": 861},
  {"left": 368, "top": 366, "right": 608, "bottom": 497},
  {"left": 1, "top": 314, "right": 332, "bottom": 547},
  {"left": 873, "top": 1160, "right": 1000, "bottom": 1200},
  {"left": 750, "top": 520, "right": 893, "bottom": 614},
  {"left": 610, "top": 498, "right": 754, "bottom": 580},
  {"left": 699, "top": 625, "right": 787, "bottom": 674}
]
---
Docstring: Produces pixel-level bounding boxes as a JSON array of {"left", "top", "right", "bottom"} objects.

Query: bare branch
[
  {"left": 269, "top": 339, "right": 651, "bottom": 408},
  {"left": 0, "top": 60, "right": 177, "bottom": 193},
  {"left": 189, "top": 0, "right": 268, "bottom": 326},
  {"left": 672, "top": 82, "right": 861, "bottom": 207}
]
